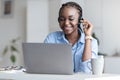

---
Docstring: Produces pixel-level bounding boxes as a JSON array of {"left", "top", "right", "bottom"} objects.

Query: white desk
[{"left": 0, "top": 70, "right": 120, "bottom": 80}]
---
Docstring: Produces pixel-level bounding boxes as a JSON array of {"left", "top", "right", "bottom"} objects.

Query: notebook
[{"left": 22, "top": 43, "right": 73, "bottom": 75}]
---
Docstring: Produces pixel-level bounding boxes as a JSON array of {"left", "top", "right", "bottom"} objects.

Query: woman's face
[{"left": 59, "top": 7, "right": 79, "bottom": 35}]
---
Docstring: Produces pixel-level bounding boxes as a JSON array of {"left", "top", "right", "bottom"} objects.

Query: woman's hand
[
  {"left": 80, "top": 19, "right": 93, "bottom": 61},
  {"left": 80, "top": 19, "right": 93, "bottom": 36}
]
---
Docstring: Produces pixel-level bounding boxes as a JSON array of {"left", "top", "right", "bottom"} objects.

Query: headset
[{"left": 78, "top": 14, "right": 83, "bottom": 33}]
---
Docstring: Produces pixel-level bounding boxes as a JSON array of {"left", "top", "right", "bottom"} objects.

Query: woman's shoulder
[
  {"left": 44, "top": 31, "right": 63, "bottom": 43},
  {"left": 47, "top": 31, "right": 63, "bottom": 37}
]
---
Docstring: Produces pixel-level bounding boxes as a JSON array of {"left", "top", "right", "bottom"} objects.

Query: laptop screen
[{"left": 22, "top": 43, "right": 73, "bottom": 75}]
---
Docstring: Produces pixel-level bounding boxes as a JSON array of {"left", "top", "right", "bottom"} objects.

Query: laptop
[{"left": 22, "top": 43, "right": 73, "bottom": 75}]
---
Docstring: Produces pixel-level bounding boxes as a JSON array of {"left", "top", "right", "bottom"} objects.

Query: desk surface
[{"left": 0, "top": 70, "right": 120, "bottom": 80}]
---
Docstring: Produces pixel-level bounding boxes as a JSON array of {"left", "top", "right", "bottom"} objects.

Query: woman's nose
[{"left": 64, "top": 19, "right": 70, "bottom": 25}]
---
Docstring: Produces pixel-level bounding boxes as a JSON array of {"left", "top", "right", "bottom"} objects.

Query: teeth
[
  {"left": 64, "top": 27, "right": 72, "bottom": 31},
  {"left": 64, "top": 27, "right": 71, "bottom": 28}
]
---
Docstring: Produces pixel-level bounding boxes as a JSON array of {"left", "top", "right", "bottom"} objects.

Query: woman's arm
[{"left": 80, "top": 19, "right": 94, "bottom": 61}]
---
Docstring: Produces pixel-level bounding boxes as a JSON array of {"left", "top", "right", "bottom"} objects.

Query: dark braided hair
[{"left": 58, "top": 2, "right": 82, "bottom": 21}]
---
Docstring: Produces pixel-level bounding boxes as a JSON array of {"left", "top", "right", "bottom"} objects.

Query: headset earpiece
[
  {"left": 78, "top": 15, "right": 83, "bottom": 32},
  {"left": 78, "top": 16, "right": 83, "bottom": 23},
  {"left": 78, "top": 16, "right": 81, "bottom": 23}
]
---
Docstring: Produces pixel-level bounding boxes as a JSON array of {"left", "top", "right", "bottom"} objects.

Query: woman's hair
[{"left": 58, "top": 2, "right": 83, "bottom": 21}]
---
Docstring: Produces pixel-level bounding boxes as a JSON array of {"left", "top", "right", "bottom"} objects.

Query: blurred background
[{"left": 0, "top": 0, "right": 120, "bottom": 74}]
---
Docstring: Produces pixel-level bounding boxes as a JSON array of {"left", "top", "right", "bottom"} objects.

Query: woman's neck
[{"left": 65, "top": 31, "right": 80, "bottom": 46}]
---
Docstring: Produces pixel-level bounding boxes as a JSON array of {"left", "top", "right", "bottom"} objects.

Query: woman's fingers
[{"left": 80, "top": 19, "right": 93, "bottom": 36}]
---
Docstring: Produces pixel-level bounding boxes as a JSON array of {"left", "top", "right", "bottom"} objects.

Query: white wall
[
  {"left": 0, "top": 0, "right": 26, "bottom": 66},
  {"left": 49, "top": 0, "right": 60, "bottom": 32},
  {"left": 27, "top": 0, "right": 49, "bottom": 42},
  {"left": 102, "top": 0, "right": 120, "bottom": 55}
]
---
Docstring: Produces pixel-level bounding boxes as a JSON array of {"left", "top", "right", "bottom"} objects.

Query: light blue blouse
[{"left": 44, "top": 30, "right": 98, "bottom": 73}]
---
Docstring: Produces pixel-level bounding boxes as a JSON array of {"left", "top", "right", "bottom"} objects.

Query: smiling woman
[{"left": 44, "top": 1, "right": 98, "bottom": 73}]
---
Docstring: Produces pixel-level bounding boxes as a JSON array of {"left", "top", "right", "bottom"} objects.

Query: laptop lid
[{"left": 22, "top": 43, "right": 73, "bottom": 75}]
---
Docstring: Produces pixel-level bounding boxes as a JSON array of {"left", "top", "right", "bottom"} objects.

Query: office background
[{"left": 0, "top": 0, "right": 120, "bottom": 73}]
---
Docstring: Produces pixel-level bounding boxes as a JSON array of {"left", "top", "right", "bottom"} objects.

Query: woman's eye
[
  {"left": 69, "top": 18, "right": 74, "bottom": 21},
  {"left": 59, "top": 18, "right": 65, "bottom": 21},
  {"left": 59, "top": 17, "right": 74, "bottom": 22}
]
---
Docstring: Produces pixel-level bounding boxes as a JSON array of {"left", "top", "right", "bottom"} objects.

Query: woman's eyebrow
[{"left": 69, "top": 15, "right": 76, "bottom": 19}]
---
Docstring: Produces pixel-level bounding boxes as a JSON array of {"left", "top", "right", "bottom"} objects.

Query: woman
[{"left": 44, "top": 2, "right": 98, "bottom": 73}]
